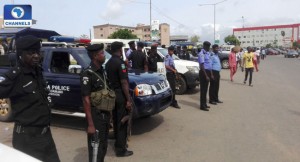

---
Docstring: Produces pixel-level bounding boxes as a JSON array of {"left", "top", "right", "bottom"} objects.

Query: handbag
[{"left": 86, "top": 69, "right": 116, "bottom": 112}]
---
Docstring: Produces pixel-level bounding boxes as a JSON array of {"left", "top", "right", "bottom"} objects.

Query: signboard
[
  {"left": 3, "top": 5, "right": 32, "bottom": 28},
  {"left": 151, "top": 20, "right": 160, "bottom": 41}
]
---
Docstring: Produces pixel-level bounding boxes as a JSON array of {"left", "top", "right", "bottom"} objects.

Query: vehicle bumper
[
  {"left": 183, "top": 71, "right": 200, "bottom": 88},
  {"left": 132, "top": 89, "right": 172, "bottom": 118}
]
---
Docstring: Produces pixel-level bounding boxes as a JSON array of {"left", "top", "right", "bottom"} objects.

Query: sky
[{"left": 1, "top": 0, "right": 300, "bottom": 44}]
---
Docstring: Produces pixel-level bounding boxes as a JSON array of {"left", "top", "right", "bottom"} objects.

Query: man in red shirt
[{"left": 229, "top": 48, "right": 237, "bottom": 82}]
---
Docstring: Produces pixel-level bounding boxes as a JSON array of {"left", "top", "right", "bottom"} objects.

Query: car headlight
[
  {"left": 186, "top": 66, "right": 199, "bottom": 73},
  {"left": 134, "top": 84, "right": 152, "bottom": 96}
]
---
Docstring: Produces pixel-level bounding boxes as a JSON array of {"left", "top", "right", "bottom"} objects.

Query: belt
[{"left": 14, "top": 124, "right": 49, "bottom": 135}]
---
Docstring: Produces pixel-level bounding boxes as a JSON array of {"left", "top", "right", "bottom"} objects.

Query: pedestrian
[
  {"left": 209, "top": 44, "right": 223, "bottom": 104},
  {"left": 127, "top": 42, "right": 148, "bottom": 71},
  {"left": 175, "top": 45, "right": 181, "bottom": 56},
  {"left": 148, "top": 44, "right": 162, "bottom": 72},
  {"left": 0, "top": 35, "right": 60, "bottom": 162},
  {"left": 242, "top": 47, "right": 259, "bottom": 87},
  {"left": 179, "top": 45, "right": 190, "bottom": 60},
  {"left": 165, "top": 46, "right": 181, "bottom": 109},
  {"left": 125, "top": 41, "right": 136, "bottom": 68},
  {"left": 105, "top": 41, "right": 133, "bottom": 157},
  {"left": 261, "top": 48, "right": 266, "bottom": 60},
  {"left": 198, "top": 41, "right": 213, "bottom": 111},
  {"left": 229, "top": 47, "right": 237, "bottom": 82},
  {"left": 80, "top": 44, "right": 111, "bottom": 162}
]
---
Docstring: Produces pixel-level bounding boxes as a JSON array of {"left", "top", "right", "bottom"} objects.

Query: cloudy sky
[{"left": 1, "top": 0, "right": 300, "bottom": 43}]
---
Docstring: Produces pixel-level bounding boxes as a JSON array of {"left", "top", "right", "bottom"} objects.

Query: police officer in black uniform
[
  {"left": 0, "top": 35, "right": 60, "bottom": 162},
  {"left": 80, "top": 44, "right": 110, "bottom": 162},
  {"left": 165, "top": 46, "right": 181, "bottom": 109},
  {"left": 179, "top": 45, "right": 191, "bottom": 60},
  {"left": 148, "top": 45, "right": 162, "bottom": 72},
  {"left": 105, "top": 41, "right": 133, "bottom": 157},
  {"left": 127, "top": 42, "right": 148, "bottom": 71}
]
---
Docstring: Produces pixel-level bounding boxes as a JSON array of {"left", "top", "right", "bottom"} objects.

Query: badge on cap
[{"left": 0, "top": 76, "right": 5, "bottom": 83}]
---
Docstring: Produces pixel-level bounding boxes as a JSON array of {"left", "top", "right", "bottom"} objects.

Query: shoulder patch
[{"left": 121, "top": 64, "right": 126, "bottom": 70}]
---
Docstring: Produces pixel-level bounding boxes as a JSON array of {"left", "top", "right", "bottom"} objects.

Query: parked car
[
  {"left": 218, "top": 52, "right": 230, "bottom": 69},
  {"left": 285, "top": 50, "right": 299, "bottom": 58},
  {"left": 0, "top": 143, "right": 41, "bottom": 162}
]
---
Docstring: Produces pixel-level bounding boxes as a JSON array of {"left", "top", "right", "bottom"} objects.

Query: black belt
[{"left": 14, "top": 124, "right": 49, "bottom": 135}]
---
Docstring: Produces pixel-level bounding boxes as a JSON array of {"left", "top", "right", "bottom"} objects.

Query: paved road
[{"left": 1, "top": 55, "right": 300, "bottom": 162}]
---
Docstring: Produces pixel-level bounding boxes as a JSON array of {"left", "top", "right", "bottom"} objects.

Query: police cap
[
  {"left": 137, "top": 42, "right": 144, "bottom": 48},
  {"left": 16, "top": 35, "right": 41, "bottom": 51},
  {"left": 168, "top": 46, "right": 175, "bottom": 51},
  {"left": 203, "top": 41, "right": 211, "bottom": 46},
  {"left": 85, "top": 44, "right": 104, "bottom": 52},
  {"left": 110, "top": 41, "right": 123, "bottom": 52}
]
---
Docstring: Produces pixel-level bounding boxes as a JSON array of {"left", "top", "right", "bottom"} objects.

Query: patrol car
[{"left": 0, "top": 42, "right": 172, "bottom": 122}]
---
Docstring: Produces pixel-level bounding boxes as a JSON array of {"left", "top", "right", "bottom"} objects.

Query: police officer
[
  {"left": 165, "top": 46, "right": 181, "bottom": 109},
  {"left": 198, "top": 41, "right": 213, "bottom": 111},
  {"left": 80, "top": 44, "right": 110, "bottom": 162},
  {"left": 127, "top": 42, "right": 148, "bottom": 71},
  {"left": 105, "top": 41, "right": 133, "bottom": 157},
  {"left": 148, "top": 45, "right": 162, "bottom": 72},
  {"left": 0, "top": 35, "right": 60, "bottom": 162},
  {"left": 125, "top": 41, "right": 136, "bottom": 68}
]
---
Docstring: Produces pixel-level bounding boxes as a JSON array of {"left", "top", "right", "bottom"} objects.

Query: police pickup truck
[{"left": 0, "top": 44, "right": 172, "bottom": 122}]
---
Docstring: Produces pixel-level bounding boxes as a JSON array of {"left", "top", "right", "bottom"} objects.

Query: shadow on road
[
  {"left": 51, "top": 114, "right": 86, "bottom": 130},
  {"left": 131, "top": 114, "right": 164, "bottom": 135},
  {"left": 184, "top": 87, "right": 200, "bottom": 95},
  {"left": 177, "top": 99, "right": 199, "bottom": 109}
]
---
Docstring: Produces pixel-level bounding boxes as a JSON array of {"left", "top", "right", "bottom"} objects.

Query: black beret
[
  {"left": 128, "top": 41, "right": 135, "bottom": 45},
  {"left": 16, "top": 35, "right": 41, "bottom": 50},
  {"left": 137, "top": 42, "right": 144, "bottom": 48},
  {"left": 86, "top": 44, "right": 104, "bottom": 52},
  {"left": 168, "top": 46, "right": 175, "bottom": 51},
  {"left": 203, "top": 41, "right": 211, "bottom": 46},
  {"left": 110, "top": 41, "right": 123, "bottom": 51}
]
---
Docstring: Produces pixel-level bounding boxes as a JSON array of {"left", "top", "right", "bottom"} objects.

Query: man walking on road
[
  {"left": 198, "top": 41, "right": 213, "bottom": 111},
  {"left": 242, "top": 47, "right": 258, "bottom": 87},
  {"left": 229, "top": 48, "right": 237, "bottom": 82},
  {"left": 209, "top": 44, "right": 223, "bottom": 104}
]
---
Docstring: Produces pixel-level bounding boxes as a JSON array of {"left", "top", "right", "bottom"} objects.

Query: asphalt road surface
[{"left": 1, "top": 55, "right": 300, "bottom": 162}]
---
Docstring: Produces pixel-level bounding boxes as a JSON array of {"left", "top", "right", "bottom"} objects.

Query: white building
[{"left": 233, "top": 23, "right": 300, "bottom": 48}]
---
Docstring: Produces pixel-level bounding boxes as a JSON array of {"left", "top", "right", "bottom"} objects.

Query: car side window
[{"left": 50, "top": 52, "right": 70, "bottom": 74}]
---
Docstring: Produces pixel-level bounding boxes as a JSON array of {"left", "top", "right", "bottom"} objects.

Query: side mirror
[{"left": 69, "top": 65, "right": 82, "bottom": 74}]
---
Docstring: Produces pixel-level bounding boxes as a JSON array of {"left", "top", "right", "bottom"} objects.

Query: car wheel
[
  {"left": 175, "top": 75, "right": 187, "bottom": 95},
  {"left": 221, "top": 59, "right": 229, "bottom": 69},
  {"left": 0, "top": 98, "right": 13, "bottom": 122}
]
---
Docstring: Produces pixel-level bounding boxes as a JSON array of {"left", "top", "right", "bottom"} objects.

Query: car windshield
[
  {"left": 75, "top": 49, "right": 112, "bottom": 68},
  {"left": 157, "top": 48, "right": 180, "bottom": 60}
]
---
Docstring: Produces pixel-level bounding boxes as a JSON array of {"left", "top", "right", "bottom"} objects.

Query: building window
[
  {"left": 100, "top": 34, "right": 103, "bottom": 37},
  {"left": 261, "top": 35, "right": 264, "bottom": 37},
  {"left": 100, "top": 28, "right": 103, "bottom": 30},
  {"left": 252, "top": 35, "right": 255, "bottom": 37},
  {"left": 247, "top": 41, "right": 250, "bottom": 43},
  {"left": 256, "top": 41, "right": 259, "bottom": 43},
  {"left": 244, "top": 36, "right": 246, "bottom": 38},
  {"left": 238, "top": 36, "right": 241, "bottom": 38},
  {"left": 274, "top": 29, "right": 276, "bottom": 31},
  {"left": 144, "top": 34, "right": 147, "bottom": 37}
]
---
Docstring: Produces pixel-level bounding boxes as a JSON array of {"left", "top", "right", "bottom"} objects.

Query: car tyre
[
  {"left": 221, "top": 59, "right": 229, "bottom": 69},
  {"left": 0, "top": 98, "right": 13, "bottom": 122},
  {"left": 175, "top": 75, "right": 187, "bottom": 95}
]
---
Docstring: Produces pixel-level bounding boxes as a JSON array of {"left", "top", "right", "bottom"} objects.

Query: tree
[
  {"left": 265, "top": 43, "right": 272, "bottom": 48},
  {"left": 108, "top": 29, "right": 138, "bottom": 39},
  {"left": 190, "top": 35, "right": 200, "bottom": 43},
  {"left": 293, "top": 41, "right": 300, "bottom": 48},
  {"left": 224, "top": 35, "right": 240, "bottom": 45}
]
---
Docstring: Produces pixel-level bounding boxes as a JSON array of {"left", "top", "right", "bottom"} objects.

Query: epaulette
[{"left": 5, "top": 66, "right": 21, "bottom": 80}]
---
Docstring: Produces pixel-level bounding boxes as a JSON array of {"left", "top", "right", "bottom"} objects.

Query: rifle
[
  {"left": 120, "top": 97, "right": 134, "bottom": 141},
  {"left": 91, "top": 130, "right": 99, "bottom": 162}
]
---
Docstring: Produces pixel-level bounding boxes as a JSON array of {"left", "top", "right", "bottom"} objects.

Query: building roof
[
  {"left": 93, "top": 23, "right": 136, "bottom": 29},
  {"left": 233, "top": 23, "right": 300, "bottom": 32}
]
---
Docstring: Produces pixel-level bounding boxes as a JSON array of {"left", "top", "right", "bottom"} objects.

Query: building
[
  {"left": 233, "top": 23, "right": 300, "bottom": 48},
  {"left": 0, "top": 16, "right": 3, "bottom": 29},
  {"left": 93, "top": 23, "right": 170, "bottom": 46}
]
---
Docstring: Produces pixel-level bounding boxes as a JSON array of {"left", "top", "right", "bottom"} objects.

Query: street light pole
[
  {"left": 242, "top": 16, "right": 244, "bottom": 28},
  {"left": 199, "top": 0, "right": 227, "bottom": 44}
]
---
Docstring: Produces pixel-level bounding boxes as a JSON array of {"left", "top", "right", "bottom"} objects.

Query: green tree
[
  {"left": 190, "top": 35, "right": 200, "bottom": 43},
  {"left": 108, "top": 29, "right": 138, "bottom": 39},
  {"left": 293, "top": 41, "right": 300, "bottom": 48},
  {"left": 265, "top": 43, "right": 272, "bottom": 48},
  {"left": 224, "top": 35, "right": 240, "bottom": 45}
]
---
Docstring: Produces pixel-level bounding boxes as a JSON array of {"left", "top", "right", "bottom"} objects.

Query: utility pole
[{"left": 150, "top": 0, "right": 152, "bottom": 41}]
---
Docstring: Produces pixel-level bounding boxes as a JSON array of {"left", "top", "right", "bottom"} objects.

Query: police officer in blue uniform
[
  {"left": 165, "top": 46, "right": 181, "bottom": 109},
  {"left": 198, "top": 41, "right": 213, "bottom": 111},
  {"left": 0, "top": 35, "right": 60, "bottom": 162},
  {"left": 81, "top": 44, "right": 110, "bottom": 162},
  {"left": 105, "top": 41, "right": 133, "bottom": 157}
]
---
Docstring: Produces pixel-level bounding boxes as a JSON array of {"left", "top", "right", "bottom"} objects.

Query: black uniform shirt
[
  {"left": 179, "top": 51, "right": 191, "bottom": 60},
  {"left": 127, "top": 50, "right": 147, "bottom": 70},
  {"left": 0, "top": 62, "right": 50, "bottom": 126},
  {"left": 80, "top": 62, "right": 105, "bottom": 96},
  {"left": 148, "top": 52, "right": 161, "bottom": 72},
  {"left": 105, "top": 55, "right": 128, "bottom": 89}
]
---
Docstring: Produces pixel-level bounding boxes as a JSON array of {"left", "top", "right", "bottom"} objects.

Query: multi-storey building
[
  {"left": 93, "top": 23, "right": 170, "bottom": 46},
  {"left": 233, "top": 23, "right": 300, "bottom": 48}
]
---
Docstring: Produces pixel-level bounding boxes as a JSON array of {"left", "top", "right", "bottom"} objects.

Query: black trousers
[
  {"left": 209, "top": 70, "right": 220, "bottom": 102},
  {"left": 13, "top": 124, "right": 60, "bottom": 162},
  {"left": 166, "top": 72, "right": 178, "bottom": 105},
  {"left": 244, "top": 68, "right": 254, "bottom": 85},
  {"left": 87, "top": 109, "right": 111, "bottom": 162},
  {"left": 113, "top": 89, "right": 129, "bottom": 152},
  {"left": 199, "top": 70, "right": 210, "bottom": 107}
]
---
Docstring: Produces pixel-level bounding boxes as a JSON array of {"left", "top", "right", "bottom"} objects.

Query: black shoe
[
  {"left": 216, "top": 100, "right": 223, "bottom": 103},
  {"left": 200, "top": 107, "right": 209, "bottom": 111},
  {"left": 209, "top": 101, "right": 217, "bottom": 105},
  {"left": 249, "top": 84, "right": 253, "bottom": 87},
  {"left": 172, "top": 103, "right": 181, "bottom": 109},
  {"left": 205, "top": 105, "right": 211, "bottom": 108},
  {"left": 116, "top": 150, "right": 133, "bottom": 157}
]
